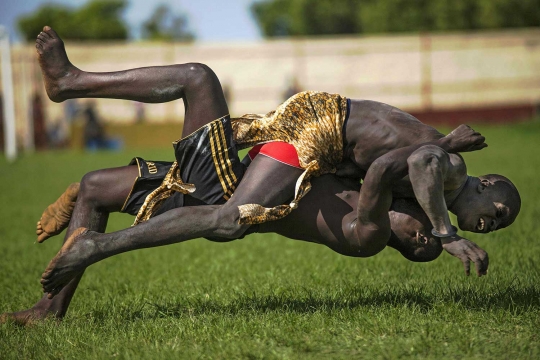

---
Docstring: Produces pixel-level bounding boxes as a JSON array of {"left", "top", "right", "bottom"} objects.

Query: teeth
[{"left": 478, "top": 218, "right": 485, "bottom": 231}]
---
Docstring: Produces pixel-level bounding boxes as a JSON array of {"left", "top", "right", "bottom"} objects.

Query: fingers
[
  {"left": 474, "top": 251, "right": 489, "bottom": 277},
  {"left": 462, "top": 258, "right": 471, "bottom": 276}
]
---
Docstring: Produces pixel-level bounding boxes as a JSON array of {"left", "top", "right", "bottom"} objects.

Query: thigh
[
  {"left": 81, "top": 165, "right": 139, "bottom": 212},
  {"left": 224, "top": 154, "right": 304, "bottom": 212}
]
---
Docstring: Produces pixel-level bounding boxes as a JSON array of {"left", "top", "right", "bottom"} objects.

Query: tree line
[
  {"left": 17, "top": 0, "right": 194, "bottom": 42},
  {"left": 17, "top": 0, "right": 540, "bottom": 42},
  {"left": 251, "top": 0, "right": 540, "bottom": 37}
]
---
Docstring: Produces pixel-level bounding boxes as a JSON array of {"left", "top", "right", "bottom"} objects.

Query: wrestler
[
  {"left": 1, "top": 139, "right": 473, "bottom": 326},
  {"left": 31, "top": 26, "right": 517, "bottom": 298}
]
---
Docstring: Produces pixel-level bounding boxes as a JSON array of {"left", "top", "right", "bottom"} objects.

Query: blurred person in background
[
  {"left": 134, "top": 101, "right": 145, "bottom": 123},
  {"left": 82, "top": 100, "right": 122, "bottom": 151},
  {"left": 31, "top": 92, "right": 47, "bottom": 150}
]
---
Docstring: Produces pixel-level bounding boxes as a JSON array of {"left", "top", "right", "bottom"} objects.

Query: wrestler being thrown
[{"left": 0, "top": 26, "right": 520, "bottom": 325}]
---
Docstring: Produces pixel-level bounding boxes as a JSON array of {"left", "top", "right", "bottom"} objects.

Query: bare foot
[
  {"left": 41, "top": 228, "right": 94, "bottom": 298},
  {"left": 36, "top": 182, "right": 80, "bottom": 243},
  {"left": 35, "top": 26, "right": 80, "bottom": 103},
  {"left": 0, "top": 308, "right": 57, "bottom": 326}
]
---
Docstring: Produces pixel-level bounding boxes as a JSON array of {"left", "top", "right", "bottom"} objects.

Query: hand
[
  {"left": 441, "top": 235, "right": 489, "bottom": 277},
  {"left": 441, "top": 124, "right": 487, "bottom": 153}
]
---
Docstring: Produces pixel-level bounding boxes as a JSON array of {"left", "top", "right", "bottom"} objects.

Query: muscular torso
[
  {"left": 258, "top": 175, "right": 361, "bottom": 254},
  {"left": 344, "top": 100, "right": 444, "bottom": 169},
  {"left": 344, "top": 99, "right": 466, "bottom": 196}
]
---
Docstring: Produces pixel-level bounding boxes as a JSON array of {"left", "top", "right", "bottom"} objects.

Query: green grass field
[{"left": 1, "top": 122, "right": 539, "bottom": 359}]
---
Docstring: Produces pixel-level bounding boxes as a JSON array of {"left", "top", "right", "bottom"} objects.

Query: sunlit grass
[{"left": 1, "top": 122, "right": 539, "bottom": 359}]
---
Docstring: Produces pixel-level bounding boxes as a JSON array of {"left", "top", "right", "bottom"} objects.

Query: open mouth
[{"left": 476, "top": 217, "right": 485, "bottom": 231}]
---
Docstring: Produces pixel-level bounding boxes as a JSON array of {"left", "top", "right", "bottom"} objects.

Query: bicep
[{"left": 355, "top": 164, "right": 394, "bottom": 255}]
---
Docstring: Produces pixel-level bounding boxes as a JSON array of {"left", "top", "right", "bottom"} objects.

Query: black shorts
[
  {"left": 121, "top": 115, "right": 246, "bottom": 218},
  {"left": 121, "top": 158, "right": 182, "bottom": 216}
]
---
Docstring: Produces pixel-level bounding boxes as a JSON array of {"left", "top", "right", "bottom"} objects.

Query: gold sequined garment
[
  {"left": 133, "top": 161, "right": 196, "bottom": 225},
  {"left": 133, "top": 91, "right": 348, "bottom": 226},
  {"left": 231, "top": 91, "right": 348, "bottom": 224}
]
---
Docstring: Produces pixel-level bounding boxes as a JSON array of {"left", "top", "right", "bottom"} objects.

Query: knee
[
  {"left": 78, "top": 170, "right": 108, "bottom": 206},
  {"left": 210, "top": 205, "right": 249, "bottom": 240},
  {"left": 183, "top": 63, "right": 218, "bottom": 87}
]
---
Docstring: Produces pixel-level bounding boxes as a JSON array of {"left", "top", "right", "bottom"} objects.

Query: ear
[
  {"left": 477, "top": 178, "right": 491, "bottom": 193},
  {"left": 416, "top": 231, "right": 429, "bottom": 244}
]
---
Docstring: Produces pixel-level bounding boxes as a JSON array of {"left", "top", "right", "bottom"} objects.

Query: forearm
[
  {"left": 407, "top": 146, "right": 454, "bottom": 235},
  {"left": 355, "top": 141, "right": 451, "bottom": 251}
]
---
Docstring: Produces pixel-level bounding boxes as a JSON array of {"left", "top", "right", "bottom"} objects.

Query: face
[
  {"left": 388, "top": 199, "right": 443, "bottom": 262},
  {"left": 456, "top": 178, "right": 520, "bottom": 233}
]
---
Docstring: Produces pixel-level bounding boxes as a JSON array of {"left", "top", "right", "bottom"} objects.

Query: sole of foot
[{"left": 36, "top": 182, "right": 80, "bottom": 243}]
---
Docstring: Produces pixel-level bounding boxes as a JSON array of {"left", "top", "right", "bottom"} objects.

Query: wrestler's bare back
[{"left": 344, "top": 100, "right": 446, "bottom": 169}]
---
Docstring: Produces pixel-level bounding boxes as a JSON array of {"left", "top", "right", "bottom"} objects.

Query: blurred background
[{"left": 0, "top": 0, "right": 539, "bottom": 154}]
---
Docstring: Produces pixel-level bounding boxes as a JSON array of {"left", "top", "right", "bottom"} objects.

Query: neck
[{"left": 447, "top": 175, "right": 476, "bottom": 214}]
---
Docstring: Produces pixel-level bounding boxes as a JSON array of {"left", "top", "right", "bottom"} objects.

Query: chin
[{"left": 457, "top": 216, "right": 473, "bottom": 232}]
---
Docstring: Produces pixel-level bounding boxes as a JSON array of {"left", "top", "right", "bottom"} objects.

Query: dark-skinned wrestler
[
  {"left": 0, "top": 26, "right": 519, "bottom": 324},
  {"left": 1, "top": 134, "right": 483, "bottom": 326}
]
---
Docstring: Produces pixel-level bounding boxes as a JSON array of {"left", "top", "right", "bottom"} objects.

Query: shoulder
[{"left": 445, "top": 153, "right": 467, "bottom": 190}]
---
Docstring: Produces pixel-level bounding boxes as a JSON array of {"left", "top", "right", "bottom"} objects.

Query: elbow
[
  {"left": 346, "top": 226, "right": 389, "bottom": 258},
  {"left": 347, "top": 241, "right": 386, "bottom": 258},
  {"left": 407, "top": 146, "right": 443, "bottom": 171},
  {"left": 369, "top": 157, "right": 397, "bottom": 184}
]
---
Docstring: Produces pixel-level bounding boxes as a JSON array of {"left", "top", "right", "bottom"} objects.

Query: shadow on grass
[{"left": 88, "top": 281, "right": 540, "bottom": 322}]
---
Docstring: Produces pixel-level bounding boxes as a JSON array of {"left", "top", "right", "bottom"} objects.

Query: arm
[
  {"left": 354, "top": 140, "right": 451, "bottom": 257},
  {"left": 407, "top": 145, "right": 464, "bottom": 236},
  {"left": 353, "top": 126, "right": 489, "bottom": 276},
  {"left": 399, "top": 128, "right": 490, "bottom": 276},
  {"left": 401, "top": 124, "right": 487, "bottom": 235}
]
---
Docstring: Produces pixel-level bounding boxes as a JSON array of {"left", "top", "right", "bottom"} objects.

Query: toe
[
  {"left": 44, "top": 27, "right": 59, "bottom": 39},
  {"left": 41, "top": 270, "right": 52, "bottom": 280},
  {"left": 40, "top": 31, "right": 52, "bottom": 39},
  {"left": 37, "top": 233, "right": 49, "bottom": 243}
]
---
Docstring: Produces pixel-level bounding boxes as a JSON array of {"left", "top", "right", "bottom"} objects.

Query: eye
[{"left": 496, "top": 208, "right": 503, "bottom": 218}]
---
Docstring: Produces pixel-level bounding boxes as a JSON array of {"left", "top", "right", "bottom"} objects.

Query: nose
[{"left": 490, "top": 218, "right": 498, "bottom": 231}]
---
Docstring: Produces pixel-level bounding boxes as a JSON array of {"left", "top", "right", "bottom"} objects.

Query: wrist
[
  {"left": 432, "top": 225, "right": 458, "bottom": 238},
  {"left": 436, "top": 137, "right": 452, "bottom": 152}
]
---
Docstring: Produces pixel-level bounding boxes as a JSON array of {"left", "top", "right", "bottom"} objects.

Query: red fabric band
[{"left": 247, "top": 142, "right": 301, "bottom": 168}]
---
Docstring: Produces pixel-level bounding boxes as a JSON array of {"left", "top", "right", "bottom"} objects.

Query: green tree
[
  {"left": 251, "top": 0, "right": 360, "bottom": 37},
  {"left": 251, "top": 0, "right": 540, "bottom": 37},
  {"left": 17, "top": 0, "right": 128, "bottom": 42},
  {"left": 142, "top": 4, "right": 195, "bottom": 42}
]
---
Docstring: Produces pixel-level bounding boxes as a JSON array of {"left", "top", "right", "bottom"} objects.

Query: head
[
  {"left": 451, "top": 174, "right": 521, "bottom": 233},
  {"left": 388, "top": 199, "right": 443, "bottom": 262}
]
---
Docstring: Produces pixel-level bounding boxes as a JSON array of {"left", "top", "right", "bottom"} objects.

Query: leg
[
  {"left": 41, "top": 156, "right": 304, "bottom": 297},
  {"left": 36, "top": 26, "right": 228, "bottom": 136},
  {"left": 1, "top": 166, "right": 138, "bottom": 325}
]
